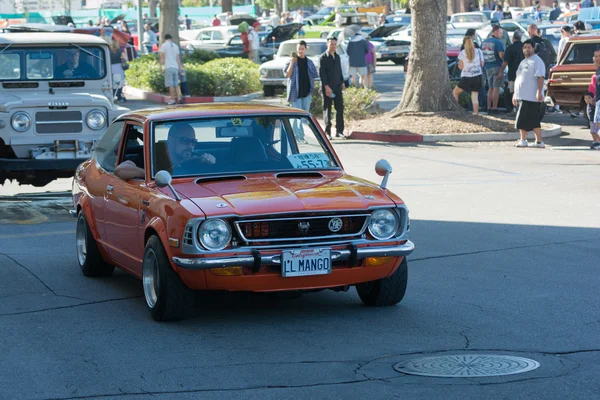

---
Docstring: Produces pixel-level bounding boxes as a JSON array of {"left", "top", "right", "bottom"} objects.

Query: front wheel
[
  {"left": 263, "top": 85, "right": 275, "bottom": 97},
  {"left": 143, "top": 235, "right": 194, "bottom": 321},
  {"left": 355, "top": 257, "right": 408, "bottom": 306},
  {"left": 76, "top": 212, "right": 114, "bottom": 277}
]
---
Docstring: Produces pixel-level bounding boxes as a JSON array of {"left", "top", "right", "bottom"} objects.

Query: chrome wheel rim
[
  {"left": 76, "top": 216, "right": 87, "bottom": 266},
  {"left": 143, "top": 249, "right": 159, "bottom": 308}
]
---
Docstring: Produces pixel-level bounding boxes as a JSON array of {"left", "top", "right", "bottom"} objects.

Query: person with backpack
[{"left": 527, "top": 23, "right": 556, "bottom": 78}]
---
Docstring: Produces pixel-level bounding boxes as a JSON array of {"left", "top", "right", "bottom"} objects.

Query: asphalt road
[{"left": 1, "top": 64, "right": 599, "bottom": 399}]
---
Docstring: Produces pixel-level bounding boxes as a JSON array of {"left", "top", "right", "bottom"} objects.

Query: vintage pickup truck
[{"left": 0, "top": 32, "right": 128, "bottom": 186}]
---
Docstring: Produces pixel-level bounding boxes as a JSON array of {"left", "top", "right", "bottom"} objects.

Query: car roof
[
  {"left": 121, "top": 103, "right": 309, "bottom": 122},
  {"left": 0, "top": 32, "right": 109, "bottom": 45}
]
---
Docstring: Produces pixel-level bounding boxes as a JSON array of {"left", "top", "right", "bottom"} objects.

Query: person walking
[
  {"left": 142, "top": 23, "right": 157, "bottom": 55},
  {"left": 365, "top": 36, "right": 377, "bottom": 89},
  {"left": 285, "top": 40, "right": 318, "bottom": 143},
  {"left": 319, "top": 37, "right": 346, "bottom": 140},
  {"left": 558, "top": 25, "right": 573, "bottom": 60},
  {"left": 453, "top": 36, "right": 484, "bottom": 115},
  {"left": 334, "top": 8, "right": 343, "bottom": 28},
  {"left": 513, "top": 39, "right": 547, "bottom": 148},
  {"left": 481, "top": 25, "right": 505, "bottom": 114},
  {"left": 347, "top": 30, "right": 369, "bottom": 88},
  {"left": 159, "top": 34, "right": 183, "bottom": 105},
  {"left": 248, "top": 22, "right": 261, "bottom": 64},
  {"left": 527, "top": 24, "right": 556, "bottom": 78},
  {"left": 498, "top": 30, "right": 524, "bottom": 113},
  {"left": 549, "top": 2, "right": 561, "bottom": 21},
  {"left": 109, "top": 40, "right": 127, "bottom": 103}
]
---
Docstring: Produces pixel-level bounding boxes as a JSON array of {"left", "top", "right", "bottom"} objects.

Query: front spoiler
[
  {"left": 173, "top": 241, "right": 415, "bottom": 270},
  {"left": 0, "top": 157, "right": 86, "bottom": 172}
]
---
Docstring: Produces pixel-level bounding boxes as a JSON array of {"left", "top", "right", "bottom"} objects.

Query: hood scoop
[
  {"left": 195, "top": 175, "right": 247, "bottom": 185},
  {"left": 276, "top": 172, "right": 324, "bottom": 179}
]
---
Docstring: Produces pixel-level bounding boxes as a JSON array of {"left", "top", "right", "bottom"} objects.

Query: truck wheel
[
  {"left": 355, "top": 257, "right": 408, "bottom": 306},
  {"left": 263, "top": 86, "right": 275, "bottom": 97},
  {"left": 143, "top": 235, "right": 194, "bottom": 321},
  {"left": 76, "top": 212, "right": 114, "bottom": 277}
]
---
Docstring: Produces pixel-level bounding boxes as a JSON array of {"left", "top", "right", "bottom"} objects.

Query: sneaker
[
  {"left": 532, "top": 141, "right": 546, "bottom": 148},
  {"left": 298, "top": 138, "right": 308, "bottom": 144},
  {"left": 335, "top": 133, "right": 346, "bottom": 139},
  {"left": 591, "top": 141, "right": 600, "bottom": 149},
  {"left": 183, "top": 94, "right": 191, "bottom": 98},
  {"left": 167, "top": 100, "right": 176, "bottom": 105},
  {"left": 515, "top": 139, "right": 528, "bottom": 148}
]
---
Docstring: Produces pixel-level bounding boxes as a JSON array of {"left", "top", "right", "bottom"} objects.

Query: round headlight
[
  {"left": 198, "top": 219, "right": 232, "bottom": 251},
  {"left": 368, "top": 209, "right": 399, "bottom": 240},
  {"left": 11, "top": 112, "right": 31, "bottom": 132},
  {"left": 86, "top": 110, "right": 106, "bottom": 130},
  {"left": 259, "top": 68, "right": 268, "bottom": 77}
]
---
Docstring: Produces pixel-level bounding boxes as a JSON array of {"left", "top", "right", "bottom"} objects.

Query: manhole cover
[{"left": 393, "top": 354, "right": 540, "bottom": 378}]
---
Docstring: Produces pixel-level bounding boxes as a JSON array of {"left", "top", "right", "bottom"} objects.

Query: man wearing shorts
[
  {"left": 513, "top": 39, "right": 546, "bottom": 148},
  {"left": 159, "top": 34, "right": 183, "bottom": 105},
  {"left": 481, "top": 25, "right": 505, "bottom": 114},
  {"left": 347, "top": 31, "right": 369, "bottom": 88}
]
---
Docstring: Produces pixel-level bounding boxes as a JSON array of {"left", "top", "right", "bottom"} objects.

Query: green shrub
[
  {"left": 182, "top": 49, "right": 220, "bottom": 64},
  {"left": 343, "top": 87, "right": 380, "bottom": 121},
  {"left": 201, "top": 58, "right": 261, "bottom": 96},
  {"left": 450, "top": 82, "right": 471, "bottom": 108},
  {"left": 125, "top": 56, "right": 261, "bottom": 97}
]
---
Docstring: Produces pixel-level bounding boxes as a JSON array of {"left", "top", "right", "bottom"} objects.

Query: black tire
[
  {"left": 263, "top": 85, "right": 275, "bottom": 97},
  {"left": 76, "top": 212, "right": 114, "bottom": 277},
  {"left": 392, "top": 58, "right": 404, "bottom": 65},
  {"left": 355, "top": 257, "right": 408, "bottom": 307},
  {"left": 142, "top": 235, "right": 194, "bottom": 321}
]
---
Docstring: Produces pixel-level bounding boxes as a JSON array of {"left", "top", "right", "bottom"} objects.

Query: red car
[{"left": 72, "top": 104, "right": 415, "bottom": 321}]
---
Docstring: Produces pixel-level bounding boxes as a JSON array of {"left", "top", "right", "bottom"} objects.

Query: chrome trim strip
[
  {"left": 233, "top": 213, "right": 370, "bottom": 243},
  {"left": 35, "top": 120, "right": 83, "bottom": 125},
  {"left": 172, "top": 241, "right": 415, "bottom": 270}
]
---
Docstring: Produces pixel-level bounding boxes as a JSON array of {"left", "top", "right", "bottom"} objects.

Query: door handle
[{"left": 106, "top": 185, "right": 114, "bottom": 192}]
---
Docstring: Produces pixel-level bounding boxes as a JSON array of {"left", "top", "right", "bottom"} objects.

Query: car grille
[
  {"left": 266, "top": 69, "right": 284, "bottom": 79},
  {"left": 35, "top": 111, "right": 83, "bottom": 134},
  {"left": 234, "top": 212, "right": 370, "bottom": 244}
]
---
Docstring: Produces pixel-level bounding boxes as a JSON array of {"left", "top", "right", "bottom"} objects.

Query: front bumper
[
  {"left": 260, "top": 78, "right": 287, "bottom": 87},
  {"left": 0, "top": 157, "right": 86, "bottom": 172},
  {"left": 173, "top": 241, "right": 415, "bottom": 270}
]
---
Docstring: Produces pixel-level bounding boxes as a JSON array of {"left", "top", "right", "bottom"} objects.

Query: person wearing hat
[{"left": 248, "top": 21, "right": 261, "bottom": 64}]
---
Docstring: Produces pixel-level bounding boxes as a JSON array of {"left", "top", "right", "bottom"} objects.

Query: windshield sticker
[
  {"left": 231, "top": 118, "right": 242, "bottom": 126},
  {"left": 287, "top": 153, "right": 331, "bottom": 169}
]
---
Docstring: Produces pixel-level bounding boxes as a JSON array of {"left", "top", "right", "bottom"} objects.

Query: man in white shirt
[
  {"left": 334, "top": 9, "right": 343, "bottom": 28},
  {"left": 159, "top": 34, "right": 183, "bottom": 105},
  {"left": 513, "top": 39, "right": 547, "bottom": 148},
  {"left": 248, "top": 22, "right": 261, "bottom": 64}
]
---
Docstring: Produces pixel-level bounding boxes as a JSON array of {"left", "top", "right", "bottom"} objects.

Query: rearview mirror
[
  {"left": 375, "top": 159, "right": 392, "bottom": 190},
  {"left": 155, "top": 170, "right": 181, "bottom": 201}
]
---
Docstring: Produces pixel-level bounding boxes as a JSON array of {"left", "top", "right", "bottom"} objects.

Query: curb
[
  {"left": 350, "top": 124, "right": 562, "bottom": 143},
  {"left": 123, "top": 87, "right": 264, "bottom": 104}
]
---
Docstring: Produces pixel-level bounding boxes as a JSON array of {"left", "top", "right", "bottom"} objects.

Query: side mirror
[
  {"left": 112, "top": 73, "right": 121, "bottom": 89},
  {"left": 375, "top": 159, "right": 392, "bottom": 190},
  {"left": 155, "top": 170, "right": 181, "bottom": 201}
]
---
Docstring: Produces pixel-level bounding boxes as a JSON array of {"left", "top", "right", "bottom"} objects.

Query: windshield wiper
[
  {"left": 69, "top": 43, "right": 103, "bottom": 62},
  {"left": 0, "top": 44, "right": 12, "bottom": 57}
]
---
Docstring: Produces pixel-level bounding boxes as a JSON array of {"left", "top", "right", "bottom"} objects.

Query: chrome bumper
[{"left": 172, "top": 241, "right": 415, "bottom": 270}]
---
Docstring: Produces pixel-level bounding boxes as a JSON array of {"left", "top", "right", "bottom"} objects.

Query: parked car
[
  {"left": 0, "top": 33, "right": 128, "bottom": 187},
  {"left": 259, "top": 38, "right": 349, "bottom": 96},
  {"left": 71, "top": 103, "right": 415, "bottom": 321},
  {"left": 367, "top": 24, "right": 410, "bottom": 64},
  {"left": 449, "top": 12, "right": 490, "bottom": 29},
  {"left": 547, "top": 33, "right": 600, "bottom": 114}
]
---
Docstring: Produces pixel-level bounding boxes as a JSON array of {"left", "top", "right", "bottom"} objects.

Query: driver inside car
[
  {"left": 54, "top": 49, "right": 97, "bottom": 79},
  {"left": 115, "top": 122, "right": 215, "bottom": 180}
]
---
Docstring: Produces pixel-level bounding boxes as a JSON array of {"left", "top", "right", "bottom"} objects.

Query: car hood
[
  {"left": 172, "top": 173, "right": 398, "bottom": 217},
  {"left": 260, "top": 55, "right": 321, "bottom": 69},
  {"left": 368, "top": 24, "right": 405, "bottom": 39},
  {"left": 0, "top": 93, "right": 112, "bottom": 112},
  {"left": 265, "top": 23, "right": 303, "bottom": 43}
]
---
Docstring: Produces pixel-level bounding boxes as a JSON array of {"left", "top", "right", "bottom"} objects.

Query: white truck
[{"left": 0, "top": 32, "right": 128, "bottom": 186}]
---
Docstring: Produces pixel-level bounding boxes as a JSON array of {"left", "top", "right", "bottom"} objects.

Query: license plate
[{"left": 281, "top": 248, "right": 331, "bottom": 278}]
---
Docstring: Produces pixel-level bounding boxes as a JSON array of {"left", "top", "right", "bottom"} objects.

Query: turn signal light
[
  {"left": 364, "top": 257, "right": 394, "bottom": 267},
  {"left": 209, "top": 267, "right": 244, "bottom": 276}
]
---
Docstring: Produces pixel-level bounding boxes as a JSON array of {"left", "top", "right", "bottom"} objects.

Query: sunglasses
[{"left": 177, "top": 137, "right": 198, "bottom": 146}]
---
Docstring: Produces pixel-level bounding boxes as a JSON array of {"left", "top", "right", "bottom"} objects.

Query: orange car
[{"left": 71, "top": 104, "right": 414, "bottom": 321}]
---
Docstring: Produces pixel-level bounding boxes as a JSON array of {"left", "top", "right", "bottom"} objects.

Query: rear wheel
[
  {"left": 263, "top": 85, "right": 275, "bottom": 97},
  {"left": 143, "top": 235, "right": 194, "bottom": 321},
  {"left": 76, "top": 212, "right": 114, "bottom": 277},
  {"left": 355, "top": 257, "right": 408, "bottom": 306}
]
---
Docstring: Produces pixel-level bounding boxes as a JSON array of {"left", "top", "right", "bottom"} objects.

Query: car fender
[
  {"left": 144, "top": 216, "right": 172, "bottom": 260},
  {"left": 77, "top": 195, "right": 100, "bottom": 241}
]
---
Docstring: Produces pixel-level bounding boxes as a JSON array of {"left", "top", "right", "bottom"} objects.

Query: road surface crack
[{"left": 0, "top": 296, "right": 142, "bottom": 317}]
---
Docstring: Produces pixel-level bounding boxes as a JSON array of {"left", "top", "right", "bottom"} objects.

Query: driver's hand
[{"left": 199, "top": 153, "right": 216, "bottom": 164}]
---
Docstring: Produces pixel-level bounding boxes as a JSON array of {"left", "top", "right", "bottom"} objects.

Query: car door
[
  {"left": 103, "top": 122, "right": 148, "bottom": 274},
  {"left": 87, "top": 120, "right": 126, "bottom": 243}
]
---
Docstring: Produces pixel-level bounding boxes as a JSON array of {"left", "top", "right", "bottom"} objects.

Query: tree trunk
[
  {"left": 222, "top": 0, "right": 233, "bottom": 13},
  {"left": 149, "top": 0, "right": 158, "bottom": 18},
  {"left": 394, "top": 0, "right": 462, "bottom": 114},
  {"left": 159, "top": 0, "right": 180, "bottom": 47}
]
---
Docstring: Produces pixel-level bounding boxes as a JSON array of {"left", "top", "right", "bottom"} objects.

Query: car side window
[
  {"left": 213, "top": 31, "right": 223, "bottom": 41},
  {"left": 120, "top": 124, "right": 145, "bottom": 169},
  {"left": 94, "top": 121, "right": 125, "bottom": 173},
  {"left": 198, "top": 31, "right": 211, "bottom": 41}
]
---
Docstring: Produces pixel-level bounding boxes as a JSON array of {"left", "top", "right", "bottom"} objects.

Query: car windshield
[
  {"left": 452, "top": 14, "right": 483, "bottom": 23},
  {"left": 563, "top": 43, "right": 600, "bottom": 64},
  {"left": 151, "top": 116, "right": 340, "bottom": 178},
  {"left": 0, "top": 46, "right": 106, "bottom": 80},
  {"left": 447, "top": 34, "right": 466, "bottom": 47},
  {"left": 278, "top": 42, "right": 327, "bottom": 57}
]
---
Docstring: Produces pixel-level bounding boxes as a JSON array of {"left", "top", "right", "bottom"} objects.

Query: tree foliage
[{"left": 255, "top": 0, "right": 321, "bottom": 12}]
